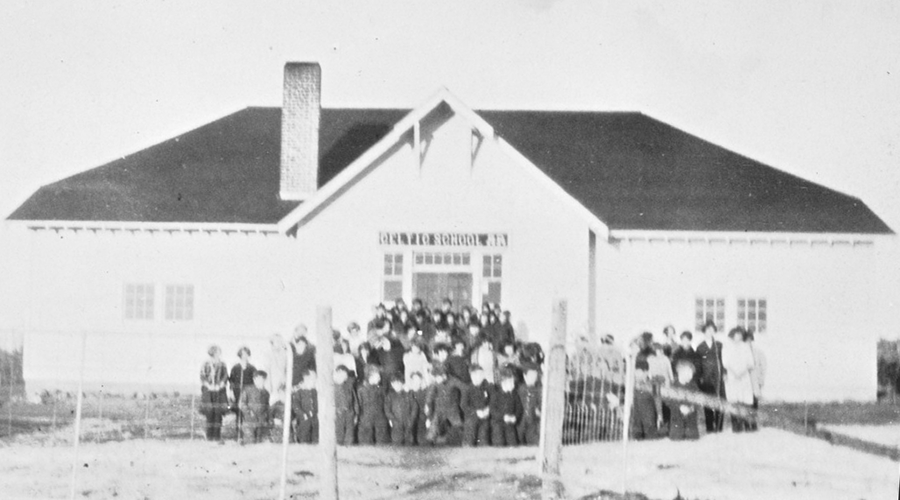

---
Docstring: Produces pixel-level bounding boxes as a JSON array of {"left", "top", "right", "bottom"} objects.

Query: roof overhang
[
  {"left": 609, "top": 229, "right": 892, "bottom": 248},
  {"left": 9, "top": 219, "right": 282, "bottom": 236}
]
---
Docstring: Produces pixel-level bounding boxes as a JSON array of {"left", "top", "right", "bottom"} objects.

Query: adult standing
[
  {"left": 199, "top": 345, "right": 229, "bottom": 441},
  {"left": 746, "top": 330, "right": 767, "bottom": 431},
  {"left": 722, "top": 327, "right": 755, "bottom": 432},
  {"left": 228, "top": 346, "right": 256, "bottom": 437},
  {"left": 695, "top": 320, "right": 726, "bottom": 433}
]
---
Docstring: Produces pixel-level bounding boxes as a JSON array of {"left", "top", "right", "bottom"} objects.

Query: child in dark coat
[
  {"left": 668, "top": 360, "right": 700, "bottom": 440},
  {"left": 238, "top": 370, "right": 270, "bottom": 444},
  {"left": 385, "top": 374, "right": 418, "bottom": 445},
  {"left": 334, "top": 365, "right": 359, "bottom": 445},
  {"left": 446, "top": 340, "right": 472, "bottom": 385},
  {"left": 425, "top": 367, "right": 463, "bottom": 445},
  {"left": 357, "top": 366, "right": 390, "bottom": 445},
  {"left": 490, "top": 369, "right": 522, "bottom": 446},
  {"left": 461, "top": 364, "right": 492, "bottom": 447},
  {"left": 408, "top": 371, "right": 429, "bottom": 445},
  {"left": 295, "top": 371, "right": 318, "bottom": 444},
  {"left": 632, "top": 359, "right": 658, "bottom": 440},
  {"left": 517, "top": 364, "right": 542, "bottom": 445}
]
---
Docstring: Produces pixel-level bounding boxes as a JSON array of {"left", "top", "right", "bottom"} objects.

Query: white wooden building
[{"left": 4, "top": 62, "right": 894, "bottom": 402}]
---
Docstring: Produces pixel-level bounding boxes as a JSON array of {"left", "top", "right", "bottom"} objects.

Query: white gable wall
[{"left": 294, "top": 112, "right": 594, "bottom": 346}]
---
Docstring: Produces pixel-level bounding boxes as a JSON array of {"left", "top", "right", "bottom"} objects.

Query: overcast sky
[{"left": 1, "top": 0, "right": 898, "bottom": 231}]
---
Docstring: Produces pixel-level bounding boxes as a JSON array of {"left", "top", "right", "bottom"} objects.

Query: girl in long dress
[
  {"left": 722, "top": 327, "right": 755, "bottom": 432},
  {"left": 199, "top": 345, "right": 229, "bottom": 441}
]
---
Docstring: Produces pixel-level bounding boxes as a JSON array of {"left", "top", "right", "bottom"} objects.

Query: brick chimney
[{"left": 279, "top": 62, "right": 321, "bottom": 201}]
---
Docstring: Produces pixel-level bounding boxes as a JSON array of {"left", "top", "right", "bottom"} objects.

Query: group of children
[
  {"left": 199, "top": 299, "right": 547, "bottom": 446},
  {"left": 629, "top": 320, "right": 765, "bottom": 441}
]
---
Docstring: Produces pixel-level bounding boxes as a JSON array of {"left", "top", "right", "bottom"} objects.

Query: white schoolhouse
[{"left": 4, "top": 63, "right": 894, "bottom": 401}]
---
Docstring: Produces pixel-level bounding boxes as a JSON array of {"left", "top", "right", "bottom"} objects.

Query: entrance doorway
[{"left": 413, "top": 273, "right": 473, "bottom": 310}]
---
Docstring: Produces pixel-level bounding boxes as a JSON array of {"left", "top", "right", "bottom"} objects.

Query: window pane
[
  {"left": 748, "top": 299, "right": 756, "bottom": 309},
  {"left": 706, "top": 299, "right": 714, "bottom": 308},
  {"left": 493, "top": 255, "right": 502, "bottom": 277},
  {"left": 415, "top": 253, "right": 424, "bottom": 265},
  {"left": 425, "top": 253, "right": 434, "bottom": 265},
  {"left": 462, "top": 254, "right": 470, "bottom": 265},
  {"left": 483, "top": 255, "right": 491, "bottom": 277},
  {"left": 394, "top": 255, "right": 403, "bottom": 275},
  {"left": 453, "top": 254, "right": 461, "bottom": 265},
  {"left": 384, "top": 254, "right": 393, "bottom": 275}
]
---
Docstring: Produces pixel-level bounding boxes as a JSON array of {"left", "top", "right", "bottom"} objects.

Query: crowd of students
[
  {"left": 198, "top": 304, "right": 767, "bottom": 446},
  {"left": 629, "top": 320, "right": 767, "bottom": 441},
  {"left": 198, "top": 299, "right": 546, "bottom": 446}
]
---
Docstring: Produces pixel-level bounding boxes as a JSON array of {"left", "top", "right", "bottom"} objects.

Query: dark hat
[
  {"left": 601, "top": 334, "right": 615, "bottom": 344},
  {"left": 499, "top": 368, "right": 516, "bottom": 380},
  {"left": 390, "top": 373, "right": 405, "bottom": 384},
  {"left": 254, "top": 370, "right": 268, "bottom": 379},
  {"left": 635, "top": 359, "right": 650, "bottom": 371}
]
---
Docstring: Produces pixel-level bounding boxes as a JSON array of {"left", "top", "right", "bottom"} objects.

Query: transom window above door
[{"left": 414, "top": 252, "right": 471, "bottom": 266}]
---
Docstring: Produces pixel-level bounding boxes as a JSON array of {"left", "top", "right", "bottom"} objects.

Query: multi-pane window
[
  {"left": 383, "top": 254, "right": 404, "bottom": 302},
  {"left": 737, "top": 298, "right": 767, "bottom": 333},
  {"left": 414, "top": 252, "right": 471, "bottom": 266},
  {"left": 124, "top": 284, "right": 155, "bottom": 320},
  {"left": 482, "top": 254, "right": 503, "bottom": 306},
  {"left": 695, "top": 297, "right": 725, "bottom": 331},
  {"left": 165, "top": 285, "right": 195, "bottom": 321}
]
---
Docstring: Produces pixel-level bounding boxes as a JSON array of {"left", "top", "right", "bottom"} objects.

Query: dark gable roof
[
  {"left": 9, "top": 106, "right": 892, "bottom": 234},
  {"left": 8, "top": 107, "right": 407, "bottom": 224}
]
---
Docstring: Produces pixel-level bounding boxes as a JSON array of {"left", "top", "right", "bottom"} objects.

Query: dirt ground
[{"left": 0, "top": 425, "right": 896, "bottom": 500}]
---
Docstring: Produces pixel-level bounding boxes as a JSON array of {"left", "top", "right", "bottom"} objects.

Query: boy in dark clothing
[
  {"left": 291, "top": 336, "right": 317, "bottom": 389},
  {"left": 295, "top": 371, "right": 318, "bottom": 444},
  {"left": 696, "top": 320, "right": 726, "bottom": 433},
  {"left": 517, "top": 364, "right": 542, "bottom": 446},
  {"left": 425, "top": 367, "right": 463, "bottom": 444},
  {"left": 334, "top": 365, "right": 359, "bottom": 445},
  {"left": 491, "top": 312, "right": 516, "bottom": 352},
  {"left": 490, "top": 369, "right": 522, "bottom": 446},
  {"left": 670, "top": 331, "right": 699, "bottom": 382},
  {"left": 357, "top": 366, "right": 390, "bottom": 445},
  {"left": 631, "top": 359, "right": 658, "bottom": 440},
  {"left": 461, "top": 364, "right": 492, "bottom": 446},
  {"left": 239, "top": 370, "right": 270, "bottom": 444},
  {"left": 408, "top": 371, "right": 429, "bottom": 445},
  {"left": 668, "top": 360, "right": 700, "bottom": 441},
  {"left": 230, "top": 347, "right": 257, "bottom": 438},
  {"left": 447, "top": 341, "right": 472, "bottom": 385},
  {"left": 385, "top": 374, "right": 418, "bottom": 445}
]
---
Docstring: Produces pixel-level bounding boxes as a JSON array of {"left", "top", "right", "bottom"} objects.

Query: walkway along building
[{"left": 5, "top": 63, "right": 894, "bottom": 401}]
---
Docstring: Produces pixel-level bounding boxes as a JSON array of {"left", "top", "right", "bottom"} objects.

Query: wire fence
[
  {"left": 0, "top": 328, "right": 286, "bottom": 444},
  {"left": 563, "top": 349, "right": 627, "bottom": 445}
]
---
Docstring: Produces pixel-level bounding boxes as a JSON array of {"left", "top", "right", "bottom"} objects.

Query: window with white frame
[
  {"left": 482, "top": 254, "right": 503, "bottom": 306},
  {"left": 165, "top": 284, "right": 195, "bottom": 321},
  {"left": 695, "top": 296, "right": 725, "bottom": 331},
  {"left": 737, "top": 298, "right": 767, "bottom": 333},
  {"left": 124, "top": 283, "right": 155, "bottom": 320},
  {"left": 383, "top": 254, "right": 404, "bottom": 302},
  {"left": 414, "top": 252, "right": 471, "bottom": 266}
]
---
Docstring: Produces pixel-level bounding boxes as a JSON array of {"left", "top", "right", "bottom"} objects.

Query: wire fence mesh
[{"left": 563, "top": 347, "right": 627, "bottom": 445}]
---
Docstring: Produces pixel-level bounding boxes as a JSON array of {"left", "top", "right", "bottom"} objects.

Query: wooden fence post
[
  {"left": 68, "top": 331, "right": 87, "bottom": 500},
  {"left": 279, "top": 339, "right": 294, "bottom": 500},
  {"left": 540, "top": 299, "right": 567, "bottom": 500},
  {"left": 316, "top": 306, "right": 339, "bottom": 500}
]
